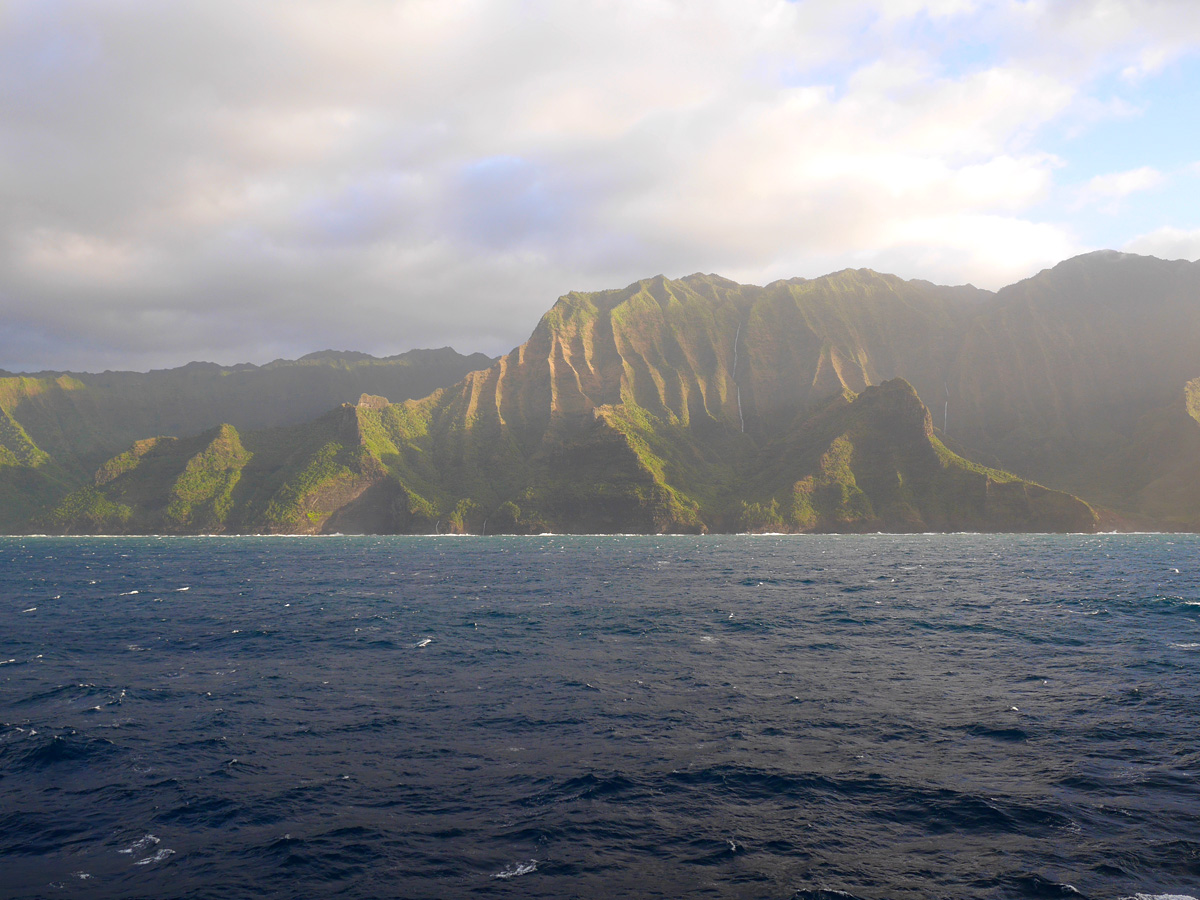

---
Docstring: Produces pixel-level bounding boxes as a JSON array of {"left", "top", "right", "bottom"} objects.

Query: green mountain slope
[
  {"left": 945, "top": 251, "right": 1200, "bottom": 523},
  {"left": 0, "top": 379, "right": 85, "bottom": 530},
  {"left": 734, "top": 380, "right": 1094, "bottom": 533},
  {"left": 0, "top": 348, "right": 491, "bottom": 525},
  {"left": 14, "top": 251, "right": 1200, "bottom": 533},
  {"left": 42, "top": 270, "right": 1094, "bottom": 534},
  {"left": 46, "top": 380, "right": 1093, "bottom": 535},
  {"left": 0, "top": 347, "right": 493, "bottom": 478}
]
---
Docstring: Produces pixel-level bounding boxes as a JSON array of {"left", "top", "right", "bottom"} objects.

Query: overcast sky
[{"left": 2, "top": 0, "right": 1200, "bottom": 372}]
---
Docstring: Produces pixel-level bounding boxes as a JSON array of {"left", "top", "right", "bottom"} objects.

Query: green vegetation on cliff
[
  {"left": 49, "top": 425, "right": 253, "bottom": 533},
  {"left": 43, "top": 318, "right": 1094, "bottom": 535},
  {"left": 0, "top": 394, "right": 75, "bottom": 530},
  {"left": 0, "top": 347, "right": 492, "bottom": 480},
  {"left": 20, "top": 251, "right": 1200, "bottom": 533}
]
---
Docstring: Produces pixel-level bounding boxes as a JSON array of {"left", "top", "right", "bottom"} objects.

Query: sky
[{"left": 2, "top": 0, "right": 1200, "bottom": 373}]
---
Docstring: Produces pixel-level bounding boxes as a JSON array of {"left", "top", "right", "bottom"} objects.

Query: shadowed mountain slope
[
  {"left": 0, "top": 347, "right": 493, "bottom": 476},
  {"left": 42, "top": 270, "right": 1094, "bottom": 534},
  {"left": 0, "top": 347, "right": 492, "bottom": 524},
  {"left": 945, "top": 251, "right": 1200, "bottom": 522},
  {"left": 15, "top": 250, "right": 1200, "bottom": 533}
]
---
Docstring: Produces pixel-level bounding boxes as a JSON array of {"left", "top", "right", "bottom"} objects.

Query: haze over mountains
[{"left": 2, "top": 250, "right": 1197, "bottom": 534}]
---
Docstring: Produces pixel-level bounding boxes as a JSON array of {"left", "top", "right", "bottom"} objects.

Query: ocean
[{"left": 0, "top": 534, "right": 1197, "bottom": 899}]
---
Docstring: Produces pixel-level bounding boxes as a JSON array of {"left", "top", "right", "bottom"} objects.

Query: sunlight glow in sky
[{"left": 2, "top": 0, "right": 1199, "bottom": 371}]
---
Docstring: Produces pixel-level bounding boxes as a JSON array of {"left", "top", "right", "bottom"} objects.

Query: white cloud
[
  {"left": 1123, "top": 225, "right": 1200, "bottom": 261},
  {"left": 1079, "top": 166, "right": 1166, "bottom": 204},
  {"left": 1, "top": 0, "right": 1199, "bottom": 370}
]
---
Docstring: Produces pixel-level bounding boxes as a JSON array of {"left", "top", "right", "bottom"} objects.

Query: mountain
[
  {"left": 0, "top": 396, "right": 75, "bottom": 531},
  {"left": 42, "top": 381, "right": 1095, "bottom": 535},
  {"left": 944, "top": 251, "right": 1200, "bottom": 527},
  {"left": 11, "top": 250, "right": 1200, "bottom": 534},
  {"left": 39, "top": 270, "right": 1095, "bottom": 534},
  {"left": 0, "top": 348, "right": 493, "bottom": 528}
]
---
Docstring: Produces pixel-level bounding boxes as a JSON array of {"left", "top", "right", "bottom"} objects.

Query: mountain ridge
[{"left": 5, "top": 250, "right": 1198, "bottom": 533}]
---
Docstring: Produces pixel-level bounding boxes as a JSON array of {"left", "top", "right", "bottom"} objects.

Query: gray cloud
[{"left": 2, "top": 0, "right": 1199, "bottom": 372}]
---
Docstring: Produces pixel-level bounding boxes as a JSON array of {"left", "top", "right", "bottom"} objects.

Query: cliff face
[
  {"left": 19, "top": 250, "right": 1200, "bottom": 534},
  {"left": 40, "top": 269, "right": 1093, "bottom": 534},
  {"left": 735, "top": 380, "right": 1095, "bottom": 534},
  {"left": 0, "top": 349, "right": 492, "bottom": 527},
  {"left": 944, "top": 252, "right": 1200, "bottom": 521},
  {"left": 0, "top": 347, "right": 493, "bottom": 479}
]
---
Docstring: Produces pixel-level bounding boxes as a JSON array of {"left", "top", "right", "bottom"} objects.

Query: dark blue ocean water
[{"left": 1, "top": 535, "right": 1198, "bottom": 900}]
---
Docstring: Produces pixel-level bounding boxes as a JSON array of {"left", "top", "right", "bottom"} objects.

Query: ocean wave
[{"left": 493, "top": 860, "right": 537, "bottom": 879}]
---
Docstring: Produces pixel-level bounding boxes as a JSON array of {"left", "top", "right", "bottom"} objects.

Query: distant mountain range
[{"left": 3, "top": 250, "right": 1198, "bottom": 533}]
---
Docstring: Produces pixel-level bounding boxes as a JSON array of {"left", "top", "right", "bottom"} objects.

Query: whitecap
[
  {"left": 175, "top": 587, "right": 189, "bottom": 592},
  {"left": 22, "top": 608, "right": 36, "bottom": 613},
  {"left": 119, "top": 834, "right": 159, "bottom": 855},
  {"left": 493, "top": 860, "right": 536, "bottom": 879},
  {"left": 416, "top": 638, "right": 432, "bottom": 648},
  {"left": 135, "top": 854, "right": 176, "bottom": 868},
  {"left": 1129, "top": 895, "right": 1200, "bottom": 900},
  {"left": 118, "top": 590, "right": 139, "bottom": 596}
]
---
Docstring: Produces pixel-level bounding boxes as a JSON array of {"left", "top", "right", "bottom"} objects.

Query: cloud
[
  {"left": 1080, "top": 165, "right": 1166, "bottom": 200},
  {"left": 1123, "top": 225, "right": 1200, "bottom": 261},
  {"left": 1, "top": 0, "right": 1199, "bottom": 371}
]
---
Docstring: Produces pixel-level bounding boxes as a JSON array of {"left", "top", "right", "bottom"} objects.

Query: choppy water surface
[{"left": 1, "top": 534, "right": 1198, "bottom": 900}]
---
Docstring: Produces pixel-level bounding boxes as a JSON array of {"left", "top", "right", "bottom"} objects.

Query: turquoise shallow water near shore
[{"left": 1, "top": 534, "right": 1198, "bottom": 899}]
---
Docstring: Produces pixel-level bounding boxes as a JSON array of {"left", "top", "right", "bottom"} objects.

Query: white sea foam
[
  {"left": 22, "top": 607, "right": 36, "bottom": 613},
  {"left": 175, "top": 586, "right": 190, "bottom": 592},
  {"left": 133, "top": 848, "right": 175, "bottom": 865},
  {"left": 1128, "top": 894, "right": 1200, "bottom": 900},
  {"left": 416, "top": 638, "right": 432, "bottom": 648},
  {"left": 493, "top": 860, "right": 537, "bottom": 879},
  {"left": 119, "top": 834, "right": 159, "bottom": 854},
  {"left": 118, "top": 590, "right": 139, "bottom": 596}
]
